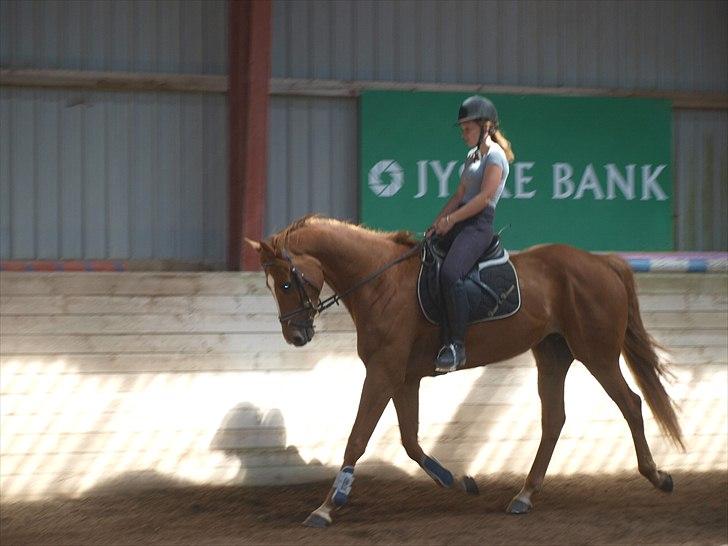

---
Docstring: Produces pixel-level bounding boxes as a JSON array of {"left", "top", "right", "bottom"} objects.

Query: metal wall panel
[
  {"left": 0, "top": 0, "right": 228, "bottom": 75},
  {"left": 0, "top": 87, "right": 227, "bottom": 265},
  {"left": 0, "top": 0, "right": 228, "bottom": 265},
  {"left": 674, "top": 110, "right": 728, "bottom": 251},
  {"left": 272, "top": 0, "right": 727, "bottom": 93},
  {"left": 265, "top": 97, "right": 357, "bottom": 236}
]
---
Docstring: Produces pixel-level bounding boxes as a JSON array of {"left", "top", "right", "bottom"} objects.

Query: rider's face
[{"left": 459, "top": 120, "right": 481, "bottom": 148}]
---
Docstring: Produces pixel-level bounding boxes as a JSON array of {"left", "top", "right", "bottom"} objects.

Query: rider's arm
[
  {"left": 447, "top": 163, "right": 502, "bottom": 224},
  {"left": 434, "top": 183, "right": 466, "bottom": 223},
  {"left": 430, "top": 156, "right": 473, "bottom": 228}
]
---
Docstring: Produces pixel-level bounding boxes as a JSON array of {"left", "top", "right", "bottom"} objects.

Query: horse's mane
[{"left": 271, "top": 214, "right": 419, "bottom": 251}]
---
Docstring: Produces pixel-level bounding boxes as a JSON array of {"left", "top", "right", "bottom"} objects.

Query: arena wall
[
  {"left": 1, "top": 271, "right": 725, "bottom": 500},
  {"left": 2, "top": 1, "right": 726, "bottom": 263}
]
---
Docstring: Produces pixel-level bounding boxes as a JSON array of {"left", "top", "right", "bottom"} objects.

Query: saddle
[{"left": 417, "top": 235, "right": 521, "bottom": 325}]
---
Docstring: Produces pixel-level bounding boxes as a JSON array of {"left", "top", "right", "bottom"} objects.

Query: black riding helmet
[
  {"left": 457, "top": 95, "right": 499, "bottom": 127},
  {"left": 457, "top": 96, "right": 499, "bottom": 155}
]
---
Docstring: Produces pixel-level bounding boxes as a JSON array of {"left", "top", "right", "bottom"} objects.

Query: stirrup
[{"left": 435, "top": 343, "right": 465, "bottom": 374}]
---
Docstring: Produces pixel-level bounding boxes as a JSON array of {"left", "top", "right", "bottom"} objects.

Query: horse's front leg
[
  {"left": 393, "top": 379, "right": 479, "bottom": 495},
  {"left": 302, "top": 368, "right": 395, "bottom": 528}
]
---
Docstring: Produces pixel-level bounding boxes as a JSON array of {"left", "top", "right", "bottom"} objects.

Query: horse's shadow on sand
[
  {"left": 80, "top": 400, "right": 484, "bottom": 526},
  {"left": 208, "top": 402, "right": 418, "bottom": 486},
  {"left": 85, "top": 401, "right": 415, "bottom": 499},
  {"left": 209, "top": 402, "right": 332, "bottom": 485}
]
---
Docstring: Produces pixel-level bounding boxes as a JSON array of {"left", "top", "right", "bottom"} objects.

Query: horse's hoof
[
  {"left": 506, "top": 498, "right": 532, "bottom": 515},
  {"left": 657, "top": 471, "right": 674, "bottom": 493},
  {"left": 302, "top": 512, "right": 330, "bottom": 528},
  {"left": 461, "top": 475, "right": 479, "bottom": 495}
]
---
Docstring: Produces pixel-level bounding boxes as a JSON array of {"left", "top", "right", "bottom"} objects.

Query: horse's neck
[{"left": 291, "top": 223, "right": 400, "bottom": 312}]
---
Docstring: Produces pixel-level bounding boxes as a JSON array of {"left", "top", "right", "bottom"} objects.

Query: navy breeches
[{"left": 440, "top": 207, "right": 495, "bottom": 290}]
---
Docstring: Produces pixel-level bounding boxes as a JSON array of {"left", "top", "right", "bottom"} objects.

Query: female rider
[{"left": 430, "top": 96, "right": 515, "bottom": 373}]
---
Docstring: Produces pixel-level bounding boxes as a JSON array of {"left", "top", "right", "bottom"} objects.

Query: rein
[
  {"left": 316, "top": 241, "right": 423, "bottom": 313},
  {"left": 264, "top": 241, "right": 424, "bottom": 323}
]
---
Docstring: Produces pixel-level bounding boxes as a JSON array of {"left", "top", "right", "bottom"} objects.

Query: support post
[{"left": 228, "top": 0, "right": 272, "bottom": 270}]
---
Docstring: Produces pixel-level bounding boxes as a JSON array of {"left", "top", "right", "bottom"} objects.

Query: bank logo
[{"left": 368, "top": 160, "right": 404, "bottom": 197}]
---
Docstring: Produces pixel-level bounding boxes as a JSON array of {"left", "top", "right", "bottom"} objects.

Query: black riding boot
[
  {"left": 435, "top": 279, "right": 468, "bottom": 373},
  {"left": 439, "top": 309, "right": 451, "bottom": 346}
]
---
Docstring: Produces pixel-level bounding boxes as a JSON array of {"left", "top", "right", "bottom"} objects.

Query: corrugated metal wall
[
  {"left": 0, "top": 87, "right": 227, "bottom": 263},
  {"left": 265, "top": 97, "right": 357, "bottom": 235},
  {"left": 674, "top": 110, "right": 728, "bottom": 251},
  {"left": 268, "top": 0, "right": 728, "bottom": 250},
  {"left": 0, "top": 0, "right": 227, "bottom": 74},
  {"left": 2, "top": 0, "right": 726, "bottom": 257},
  {"left": 271, "top": 0, "right": 726, "bottom": 92},
  {"left": 0, "top": 0, "right": 228, "bottom": 265}
]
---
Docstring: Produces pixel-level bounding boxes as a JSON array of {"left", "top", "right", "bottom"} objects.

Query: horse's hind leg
[
  {"left": 583, "top": 356, "right": 673, "bottom": 492},
  {"left": 393, "top": 379, "right": 479, "bottom": 495},
  {"left": 508, "top": 334, "right": 573, "bottom": 514}
]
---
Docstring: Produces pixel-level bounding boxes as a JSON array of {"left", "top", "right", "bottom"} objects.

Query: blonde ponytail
[{"left": 493, "top": 129, "right": 515, "bottom": 163}]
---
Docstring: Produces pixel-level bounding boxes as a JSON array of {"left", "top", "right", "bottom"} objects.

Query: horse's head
[{"left": 247, "top": 238, "right": 324, "bottom": 347}]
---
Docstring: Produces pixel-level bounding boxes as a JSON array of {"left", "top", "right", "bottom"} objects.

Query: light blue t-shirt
[{"left": 460, "top": 141, "right": 510, "bottom": 210}]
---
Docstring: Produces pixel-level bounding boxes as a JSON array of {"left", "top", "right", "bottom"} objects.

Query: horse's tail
[{"left": 606, "top": 255, "right": 685, "bottom": 450}]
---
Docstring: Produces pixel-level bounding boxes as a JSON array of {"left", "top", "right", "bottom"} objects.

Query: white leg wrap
[{"left": 332, "top": 466, "right": 354, "bottom": 508}]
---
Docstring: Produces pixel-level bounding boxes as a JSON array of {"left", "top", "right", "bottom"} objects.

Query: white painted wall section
[{"left": 1, "top": 272, "right": 726, "bottom": 500}]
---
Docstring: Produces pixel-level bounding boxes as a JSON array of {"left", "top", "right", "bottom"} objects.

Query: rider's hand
[{"left": 435, "top": 215, "right": 454, "bottom": 236}]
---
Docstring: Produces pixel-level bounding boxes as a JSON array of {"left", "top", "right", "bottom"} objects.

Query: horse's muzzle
[{"left": 289, "top": 324, "right": 315, "bottom": 347}]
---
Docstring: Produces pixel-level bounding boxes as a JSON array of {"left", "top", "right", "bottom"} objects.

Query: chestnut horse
[{"left": 247, "top": 215, "right": 682, "bottom": 528}]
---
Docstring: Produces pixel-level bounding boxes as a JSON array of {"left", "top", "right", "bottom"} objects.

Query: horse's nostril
[{"left": 291, "top": 332, "right": 306, "bottom": 346}]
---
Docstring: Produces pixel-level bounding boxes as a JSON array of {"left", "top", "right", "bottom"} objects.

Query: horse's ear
[
  {"left": 244, "top": 238, "right": 261, "bottom": 252},
  {"left": 245, "top": 238, "right": 275, "bottom": 255}
]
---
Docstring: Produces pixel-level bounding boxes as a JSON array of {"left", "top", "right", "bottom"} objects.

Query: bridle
[
  {"left": 262, "top": 249, "right": 321, "bottom": 328},
  {"left": 262, "top": 242, "right": 424, "bottom": 326}
]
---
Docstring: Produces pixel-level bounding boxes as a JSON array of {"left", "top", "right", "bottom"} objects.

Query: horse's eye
[{"left": 281, "top": 281, "right": 291, "bottom": 291}]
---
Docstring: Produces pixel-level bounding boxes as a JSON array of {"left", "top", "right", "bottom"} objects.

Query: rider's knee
[{"left": 440, "top": 265, "right": 461, "bottom": 290}]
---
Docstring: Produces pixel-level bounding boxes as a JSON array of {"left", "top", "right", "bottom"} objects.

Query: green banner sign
[{"left": 360, "top": 91, "right": 673, "bottom": 251}]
